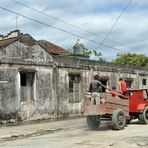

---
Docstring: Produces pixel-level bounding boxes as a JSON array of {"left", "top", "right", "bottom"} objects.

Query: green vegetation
[
  {"left": 84, "top": 48, "right": 105, "bottom": 61},
  {"left": 113, "top": 53, "right": 148, "bottom": 67}
]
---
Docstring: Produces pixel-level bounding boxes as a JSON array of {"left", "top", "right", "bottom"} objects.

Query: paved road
[{"left": 0, "top": 118, "right": 148, "bottom": 148}]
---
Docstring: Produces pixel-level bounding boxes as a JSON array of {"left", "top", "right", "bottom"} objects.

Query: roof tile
[{"left": 38, "top": 40, "right": 70, "bottom": 55}]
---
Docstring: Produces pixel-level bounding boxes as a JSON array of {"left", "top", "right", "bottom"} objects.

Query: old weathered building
[
  {"left": 0, "top": 30, "right": 148, "bottom": 123},
  {"left": 0, "top": 30, "right": 54, "bottom": 122}
]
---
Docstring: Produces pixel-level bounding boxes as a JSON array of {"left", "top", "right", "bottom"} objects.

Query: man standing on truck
[
  {"left": 88, "top": 75, "right": 105, "bottom": 105},
  {"left": 119, "top": 78, "right": 127, "bottom": 95},
  {"left": 89, "top": 75, "right": 103, "bottom": 93},
  {"left": 81, "top": 75, "right": 103, "bottom": 113}
]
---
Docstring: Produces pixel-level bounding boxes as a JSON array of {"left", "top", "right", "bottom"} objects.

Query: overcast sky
[{"left": 0, "top": 0, "right": 148, "bottom": 61}]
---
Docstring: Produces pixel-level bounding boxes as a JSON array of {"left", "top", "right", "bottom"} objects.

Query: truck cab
[{"left": 128, "top": 89, "right": 148, "bottom": 123}]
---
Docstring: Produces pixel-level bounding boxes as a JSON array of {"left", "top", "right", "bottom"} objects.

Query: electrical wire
[
  {"left": 0, "top": 5, "right": 127, "bottom": 53},
  {"left": 99, "top": 0, "right": 132, "bottom": 46},
  {"left": 11, "top": 0, "right": 128, "bottom": 47}
]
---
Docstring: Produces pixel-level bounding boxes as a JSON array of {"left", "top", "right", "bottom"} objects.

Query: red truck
[
  {"left": 83, "top": 89, "right": 148, "bottom": 130},
  {"left": 127, "top": 89, "right": 148, "bottom": 124}
]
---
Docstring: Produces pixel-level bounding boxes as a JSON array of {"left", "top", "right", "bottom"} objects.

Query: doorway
[{"left": 20, "top": 72, "right": 34, "bottom": 102}]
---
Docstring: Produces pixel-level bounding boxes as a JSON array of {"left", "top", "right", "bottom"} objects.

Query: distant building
[{"left": 0, "top": 30, "right": 148, "bottom": 123}]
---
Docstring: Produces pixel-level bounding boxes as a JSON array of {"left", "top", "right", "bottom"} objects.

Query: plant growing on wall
[{"left": 84, "top": 48, "right": 104, "bottom": 61}]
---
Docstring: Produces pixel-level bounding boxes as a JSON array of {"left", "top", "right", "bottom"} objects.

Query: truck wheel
[
  {"left": 138, "top": 106, "right": 148, "bottom": 124},
  {"left": 112, "top": 109, "right": 126, "bottom": 130},
  {"left": 87, "top": 115, "right": 100, "bottom": 130}
]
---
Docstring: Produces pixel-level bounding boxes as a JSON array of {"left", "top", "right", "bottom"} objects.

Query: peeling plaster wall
[
  {"left": 0, "top": 41, "right": 53, "bottom": 64},
  {"left": 0, "top": 66, "right": 19, "bottom": 120},
  {"left": 57, "top": 69, "right": 69, "bottom": 117},
  {"left": 0, "top": 65, "right": 54, "bottom": 122},
  {"left": 0, "top": 40, "right": 54, "bottom": 122},
  {"left": 56, "top": 68, "right": 114, "bottom": 117},
  {"left": 20, "top": 67, "right": 54, "bottom": 121},
  {"left": 55, "top": 57, "right": 148, "bottom": 118}
]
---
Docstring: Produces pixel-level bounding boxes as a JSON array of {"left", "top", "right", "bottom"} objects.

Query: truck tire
[
  {"left": 112, "top": 109, "right": 126, "bottom": 130},
  {"left": 87, "top": 115, "right": 100, "bottom": 130},
  {"left": 138, "top": 106, "right": 148, "bottom": 124}
]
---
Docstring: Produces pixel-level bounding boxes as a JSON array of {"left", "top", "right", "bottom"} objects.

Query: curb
[{"left": 0, "top": 128, "right": 63, "bottom": 142}]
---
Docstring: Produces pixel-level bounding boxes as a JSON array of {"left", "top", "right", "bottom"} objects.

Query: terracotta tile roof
[
  {"left": 0, "top": 31, "right": 71, "bottom": 56},
  {"left": 0, "top": 34, "right": 37, "bottom": 48},
  {"left": 38, "top": 40, "right": 71, "bottom": 55}
]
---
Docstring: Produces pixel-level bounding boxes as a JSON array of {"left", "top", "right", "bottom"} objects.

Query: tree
[
  {"left": 84, "top": 48, "right": 105, "bottom": 61},
  {"left": 113, "top": 53, "right": 148, "bottom": 67}
]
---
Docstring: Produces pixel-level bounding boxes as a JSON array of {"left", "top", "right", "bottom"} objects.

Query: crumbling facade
[
  {"left": 0, "top": 30, "right": 148, "bottom": 123},
  {"left": 0, "top": 30, "right": 54, "bottom": 122}
]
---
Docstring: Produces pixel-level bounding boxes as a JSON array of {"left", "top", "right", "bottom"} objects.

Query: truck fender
[{"left": 137, "top": 104, "right": 146, "bottom": 111}]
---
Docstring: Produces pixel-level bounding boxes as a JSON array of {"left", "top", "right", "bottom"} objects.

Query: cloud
[{"left": 0, "top": 0, "right": 148, "bottom": 61}]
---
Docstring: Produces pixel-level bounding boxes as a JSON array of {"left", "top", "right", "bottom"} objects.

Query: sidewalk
[{"left": 0, "top": 117, "right": 85, "bottom": 142}]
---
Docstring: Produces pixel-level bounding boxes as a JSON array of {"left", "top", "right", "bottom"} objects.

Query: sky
[{"left": 0, "top": 0, "right": 148, "bottom": 61}]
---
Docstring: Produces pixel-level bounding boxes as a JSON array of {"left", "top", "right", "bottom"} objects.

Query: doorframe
[{"left": 18, "top": 69, "right": 36, "bottom": 102}]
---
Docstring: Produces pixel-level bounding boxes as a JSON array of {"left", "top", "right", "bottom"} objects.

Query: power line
[
  {"left": 11, "top": 0, "right": 127, "bottom": 47},
  {"left": 99, "top": 0, "right": 132, "bottom": 46},
  {"left": 0, "top": 5, "right": 128, "bottom": 53}
]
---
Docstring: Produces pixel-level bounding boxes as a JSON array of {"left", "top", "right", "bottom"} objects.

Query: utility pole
[{"left": 13, "top": 15, "right": 19, "bottom": 29}]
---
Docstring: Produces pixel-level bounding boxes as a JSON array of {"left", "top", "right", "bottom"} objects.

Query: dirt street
[{"left": 0, "top": 118, "right": 148, "bottom": 148}]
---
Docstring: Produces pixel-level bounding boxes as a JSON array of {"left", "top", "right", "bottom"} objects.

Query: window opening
[{"left": 20, "top": 72, "right": 34, "bottom": 102}]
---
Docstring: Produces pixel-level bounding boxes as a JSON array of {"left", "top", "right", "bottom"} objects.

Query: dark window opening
[
  {"left": 69, "top": 82, "right": 73, "bottom": 92},
  {"left": 20, "top": 72, "right": 35, "bottom": 102},
  {"left": 69, "top": 74, "right": 80, "bottom": 93},
  {"left": 68, "top": 74, "right": 81, "bottom": 103},
  {"left": 98, "top": 79, "right": 108, "bottom": 92},
  {"left": 125, "top": 80, "right": 132, "bottom": 88},
  {"left": 69, "top": 75, "right": 75, "bottom": 81},
  {"left": 21, "top": 73, "right": 26, "bottom": 86},
  {"left": 142, "top": 79, "right": 147, "bottom": 85}
]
